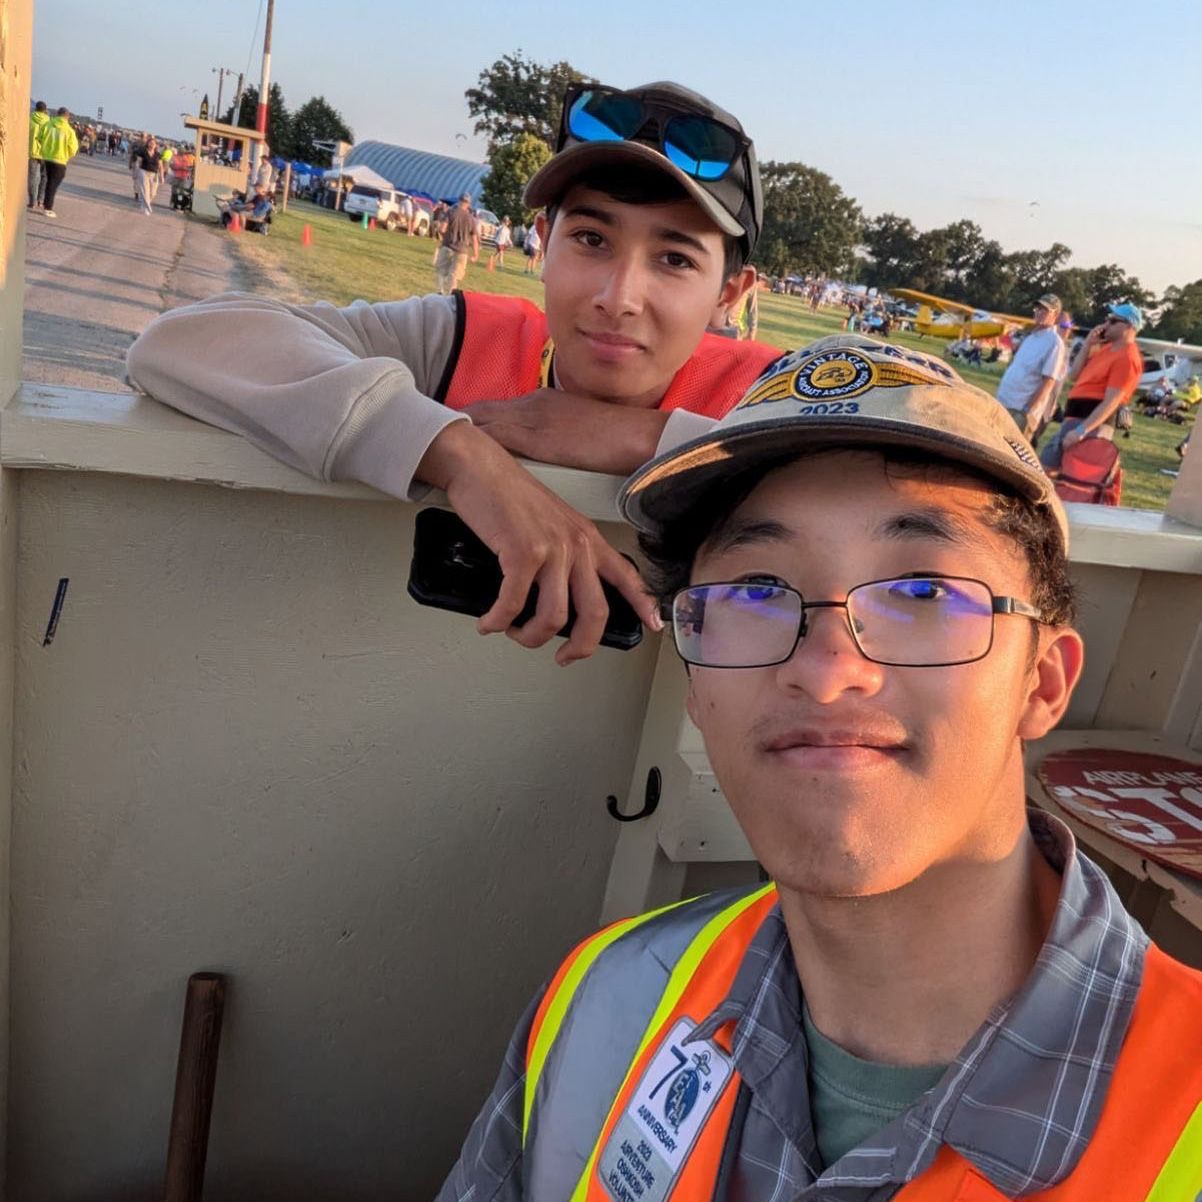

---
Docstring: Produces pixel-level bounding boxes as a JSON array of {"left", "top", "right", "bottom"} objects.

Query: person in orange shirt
[{"left": 1040, "top": 302, "right": 1144, "bottom": 471}]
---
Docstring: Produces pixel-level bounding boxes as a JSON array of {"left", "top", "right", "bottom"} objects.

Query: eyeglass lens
[{"left": 672, "top": 578, "right": 996, "bottom": 668}]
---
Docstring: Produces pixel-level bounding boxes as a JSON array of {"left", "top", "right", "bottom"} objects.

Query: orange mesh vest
[
  {"left": 439, "top": 291, "right": 781, "bottom": 418},
  {"left": 523, "top": 896, "right": 1202, "bottom": 1202}
]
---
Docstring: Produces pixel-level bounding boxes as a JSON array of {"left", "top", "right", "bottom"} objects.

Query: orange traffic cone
[
  {"left": 369, "top": 217, "right": 376, "bottom": 231},
  {"left": 229, "top": 212, "right": 241, "bottom": 234},
  {"left": 486, "top": 256, "right": 494, "bottom": 272},
  {"left": 301, "top": 224, "right": 312, "bottom": 247}
]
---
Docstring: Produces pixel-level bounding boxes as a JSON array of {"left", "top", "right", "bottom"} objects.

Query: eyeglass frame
[
  {"left": 557, "top": 83, "right": 752, "bottom": 184},
  {"left": 667, "top": 575, "right": 1047, "bottom": 670}
]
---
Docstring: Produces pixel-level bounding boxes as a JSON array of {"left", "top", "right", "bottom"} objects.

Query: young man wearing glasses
[
  {"left": 1039, "top": 301, "right": 1144, "bottom": 471},
  {"left": 440, "top": 335, "right": 1202, "bottom": 1201},
  {"left": 127, "top": 82, "right": 778, "bottom": 665}
]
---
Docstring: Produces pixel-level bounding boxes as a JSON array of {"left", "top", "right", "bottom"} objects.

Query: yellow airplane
[{"left": 889, "top": 288, "right": 1035, "bottom": 341}]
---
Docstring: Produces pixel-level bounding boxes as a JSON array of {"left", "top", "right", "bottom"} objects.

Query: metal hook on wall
[{"left": 606, "top": 767, "right": 661, "bottom": 823}]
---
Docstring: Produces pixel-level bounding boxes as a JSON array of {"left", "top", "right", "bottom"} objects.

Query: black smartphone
[{"left": 407, "top": 508, "right": 644, "bottom": 651}]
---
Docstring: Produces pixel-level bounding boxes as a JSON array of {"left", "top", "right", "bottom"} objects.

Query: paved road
[{"left": 22, "top": 152, "right": 243, "bottom": 391}]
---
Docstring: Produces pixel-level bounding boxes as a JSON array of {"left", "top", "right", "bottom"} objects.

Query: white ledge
[
  {"left": 5, "top": 383, "right": 1202, "bottom": 565},
  {"left": 0, "top": 383, "right": 626, "bottom": 523}
]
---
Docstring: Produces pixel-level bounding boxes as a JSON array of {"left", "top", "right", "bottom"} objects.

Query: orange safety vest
[
  {"left": 522, "top": 888, "right": 1202, "bottom": 1202},
  {"left": 440, "top": 292, "right": 781, "bottom": 418}
]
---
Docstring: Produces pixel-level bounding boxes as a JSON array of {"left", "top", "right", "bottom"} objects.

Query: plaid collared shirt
[{"left": 437, "top": 812, "right": 1150, "bottom": 1201}]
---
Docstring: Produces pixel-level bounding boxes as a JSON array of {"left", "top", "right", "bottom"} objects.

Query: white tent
[{"left": 323, "top": 163, "right": 395, "bottom": 190}]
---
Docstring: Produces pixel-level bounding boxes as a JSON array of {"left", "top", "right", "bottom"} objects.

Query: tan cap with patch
[{"left": 620, "top": 334, "right": 1069, "bottom": 548}]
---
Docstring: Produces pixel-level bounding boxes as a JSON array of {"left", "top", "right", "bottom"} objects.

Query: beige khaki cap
[{"left": 620, "top": 334, "right": 1069, "bottom": 548}]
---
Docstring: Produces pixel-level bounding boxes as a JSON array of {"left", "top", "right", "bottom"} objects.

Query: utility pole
[
  {"left": 212, "top": 67, "right": 236, "bottom": 122},
  {"left": 232, "top": 72, "right": 245, "bottom": 116},
  {"left": 251, "top": 0, "right": 274, "bottom": 177}
]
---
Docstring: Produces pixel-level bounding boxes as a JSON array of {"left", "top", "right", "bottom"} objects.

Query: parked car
[
  {"left": 343, "top": 185, "right": 430, "bottom": 235},
  {"left": 474, "top": 208, "right": 500, "bottom": 247}
]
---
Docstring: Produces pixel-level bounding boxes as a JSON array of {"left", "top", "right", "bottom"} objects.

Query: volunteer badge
[{"left": 597, "top": 1018, "right": 734, "bottom": 1202}]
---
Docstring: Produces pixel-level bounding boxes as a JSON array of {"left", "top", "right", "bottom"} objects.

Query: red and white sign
[{"left": 1036, "top": 749, "right": 1202, "bottom": 881}]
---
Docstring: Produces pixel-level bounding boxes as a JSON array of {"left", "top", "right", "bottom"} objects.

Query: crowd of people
[{"left": 27, "top": 100, "right": 189, "bottom": 221}]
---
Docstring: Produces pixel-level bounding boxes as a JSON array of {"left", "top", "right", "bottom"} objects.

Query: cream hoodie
[{"left": 126, "top": 292, "right": 714, "bottom": 500}]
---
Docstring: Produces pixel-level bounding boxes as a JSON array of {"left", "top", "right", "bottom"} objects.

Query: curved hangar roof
[{"left": 344, "top": 141, "right": 489, "bottom": 204}]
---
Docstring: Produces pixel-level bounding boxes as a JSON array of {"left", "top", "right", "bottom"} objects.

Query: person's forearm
[
  {"left": 1027, "top": 377, "right": 1056, "bottom": 414},
  {"left": 1065, "top": 340, "right": 1091, "bottom": 385},
  {"left": 1079, "top": 387, "right": 1125, "bottom": 434},
  {"left": 127, "top": 291, "right": 463, "bottom": 498}
]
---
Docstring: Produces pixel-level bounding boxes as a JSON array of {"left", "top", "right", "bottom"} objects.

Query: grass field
[{"left": 228, "top": 199, "right": 1192, "bottom": 512}]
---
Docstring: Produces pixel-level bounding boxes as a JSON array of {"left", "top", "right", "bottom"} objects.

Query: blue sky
[{"left": 33, "top": 0, "right": 1201, "bottom": 293}]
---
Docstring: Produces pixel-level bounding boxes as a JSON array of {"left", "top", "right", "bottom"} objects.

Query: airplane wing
[
  {"left": 1137, "top": 337, "right": 1202, "bottom": 358},
  {"left": 889, "top": 288, "right": 975, "bottom": 317}
]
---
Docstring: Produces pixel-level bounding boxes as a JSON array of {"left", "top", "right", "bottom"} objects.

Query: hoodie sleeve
[{"left": 126, "top": 291, "right": 470, "bottom": 501}]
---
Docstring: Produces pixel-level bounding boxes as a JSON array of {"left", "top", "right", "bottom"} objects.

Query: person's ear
[
  {"left": 719, "top": 264, "right": 758, "bottom": 311},
  {"left": 1017, "top": 628, "right": 1085, "bottom": 741},
  {"left": 535, "top": 211, "right": 549, "bottom": 242}
]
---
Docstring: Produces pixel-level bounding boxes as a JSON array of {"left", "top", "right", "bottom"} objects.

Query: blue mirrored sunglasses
[{"left": 563, "top": 86, "right": 747, "bottom": 183}]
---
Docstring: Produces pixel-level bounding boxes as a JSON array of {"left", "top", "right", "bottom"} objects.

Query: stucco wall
[{"left": 7, "top": 469, "right": 657, "bottom": 1200}]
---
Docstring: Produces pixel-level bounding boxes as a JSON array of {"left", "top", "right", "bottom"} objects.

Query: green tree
[
  {"left": 758, "top": 162, "right": 862, "bottom": 277},
  {"left": 938, "top": 220, "right": 987, "bottom": 298},
  {"left": 222, "top": 82, "right": 291, "bottom": 155},
  {"left": 1046, "top": 267, "right": 1094, "bottom": 324},
  {"left": 1150, "top": 281, "right": 1202, "bottom": 344},
  {"left": 1004, "top": 243, "right": 1071, "bottom": 311},
  {"left": 480, "top": 131, "right": 552, "bottom": 221},
  {"left": 860, "top": 213, "right": 921, "bottom": 289},
  {"left": 466, "top": 51, "right": 595, "bottom": 151},
  {"left": 1073, "top": 264, "right": 1154, "bottom": 327},
  {"left": 289, "top": 96, "right": 353, "bottom": 166}
]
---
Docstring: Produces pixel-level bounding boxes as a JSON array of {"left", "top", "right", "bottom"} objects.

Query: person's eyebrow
[
  {"left": 874, "top": 507, "right": 976, "bottom": 544},
  {"left": 560, "top": 204, "right": 616, "bottom": 226},
  {"left": 653, "top": 226, "right": 712, "bottom": 257},
  {"left": 703, "top": 518, "right": 793, "bottom": 558}
]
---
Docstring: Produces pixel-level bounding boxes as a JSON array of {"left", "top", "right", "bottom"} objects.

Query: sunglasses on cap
[{"left": 560, "top": 85, "right": 750, "bottom": 183}]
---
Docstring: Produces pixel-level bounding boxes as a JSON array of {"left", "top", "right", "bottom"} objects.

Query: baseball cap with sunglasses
[{"left": 523, "top": 81, "right": 762, "bottom": 258}]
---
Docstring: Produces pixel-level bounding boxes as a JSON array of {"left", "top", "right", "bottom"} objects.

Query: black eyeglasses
[
  {"left": 669, "top": 576, "right": 1045, "bottom": 669},
  {"left": 560, "top": 85, "right": 749, "bottom": 183}
]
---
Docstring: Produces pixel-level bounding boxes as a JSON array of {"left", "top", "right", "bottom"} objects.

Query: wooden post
[
  {"left": 281, "top": 163, "right": 290, "bottom": 213},
  {"left": 163, "top": 973, "right": 227, "bottom": 1202},
  {"left": 0, "top": 0, "right": 35, "bottom": 1187}
]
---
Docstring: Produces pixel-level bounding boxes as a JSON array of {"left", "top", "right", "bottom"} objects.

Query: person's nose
[
  {"left": 772, "top": 605, "right": 885, "bottom": 704},
  {"left": 593, "top": 254, "right": 647, "bottom": 320}
]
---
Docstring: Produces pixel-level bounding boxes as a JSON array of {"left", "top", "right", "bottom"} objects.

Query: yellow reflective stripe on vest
[
  {"left": 568, "top": 883, "right": 776, "bottom": 1202},
  {"left": 1145, "top": 1099, "right": 1202, "bottom": 1202},
  {"left": 521, "top": 897, "right": 693, "bottom": 1145}
]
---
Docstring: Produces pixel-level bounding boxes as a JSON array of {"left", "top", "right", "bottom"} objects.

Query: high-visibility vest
[
  {"left": 440, "top": 292, "right": 782, "bottom": 419},
  {"left": 521, "top": 886, "right": 1202, "bottom": 1202}
]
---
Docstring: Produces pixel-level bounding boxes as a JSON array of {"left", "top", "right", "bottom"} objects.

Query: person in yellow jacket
[
  {"left": 27, "top": 100, "right": 49, "bottom": 210},
  {"left": 37, "top": 106, "right": 79, "bottom": 219}
]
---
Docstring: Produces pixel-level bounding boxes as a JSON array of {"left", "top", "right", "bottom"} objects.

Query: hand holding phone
[
  {"left": 415, "top": 423, "right": 660, "bottom": 664},
  {"left": 408, "top": 508, "right": 644, "bottom": 652}
]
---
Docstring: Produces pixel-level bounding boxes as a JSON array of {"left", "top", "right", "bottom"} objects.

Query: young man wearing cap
[
  {"left": 127, "top": 81, "right": 776, "bottom": 665},
  {"left": 993, "top": 294, "right": 1065, "bottom": 441},
  {"left": 1040, "top": 302, "right": 1145, "bottom": 471},
  {"left": 440, "top": 334, "right": 1202, "bottom": 1200}
]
